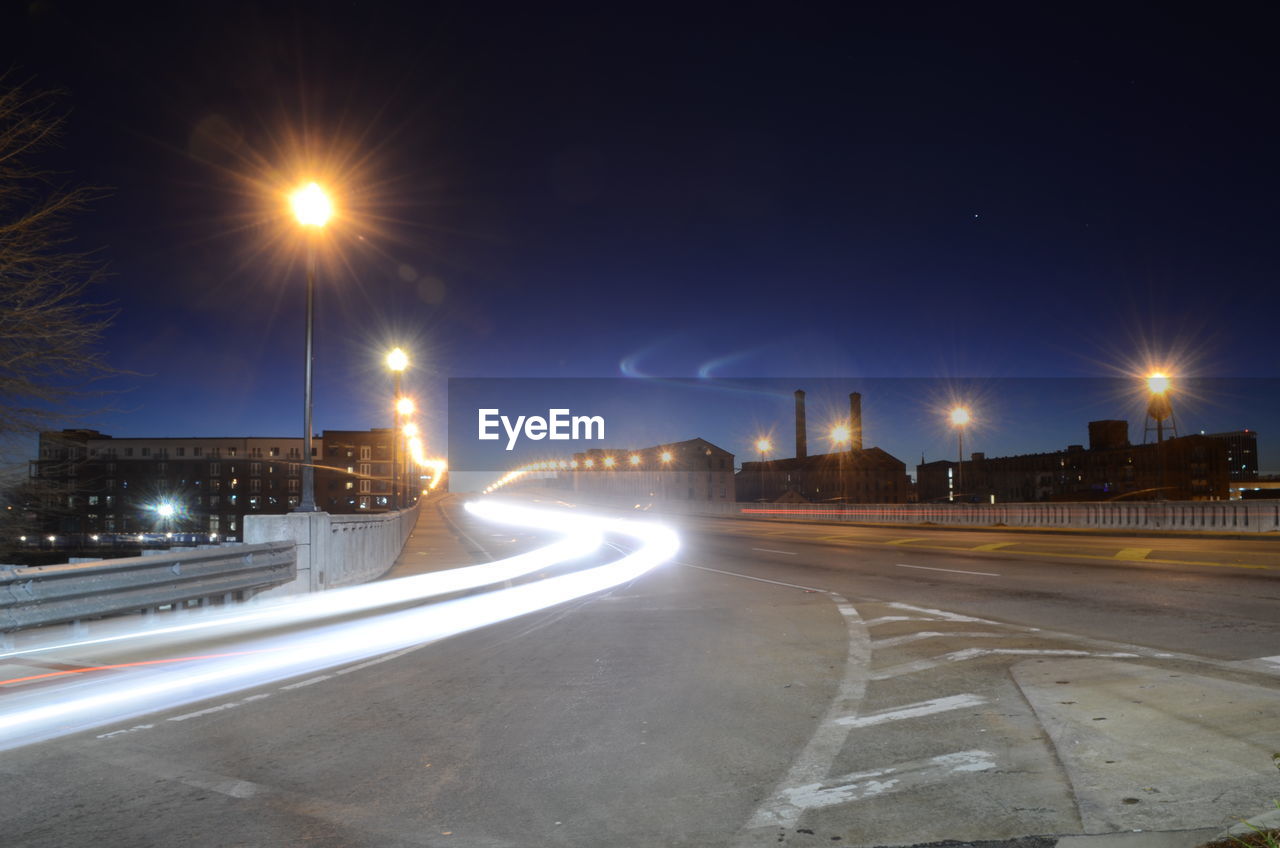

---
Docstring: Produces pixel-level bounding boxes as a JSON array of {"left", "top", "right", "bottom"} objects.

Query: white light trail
[
  {"left": 0, "top": 500, "right": 679, "bottom": 751},
  {"left": 2, "top": 501, "right": 600, "bottom": 661}
]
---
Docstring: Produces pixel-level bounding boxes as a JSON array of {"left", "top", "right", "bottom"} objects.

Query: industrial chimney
[
  {"left": 794, "top": 389, "right": 807, "bottom": 459},
  {"left": 849, "top": 392, "right": 863, "bottom": 452}
]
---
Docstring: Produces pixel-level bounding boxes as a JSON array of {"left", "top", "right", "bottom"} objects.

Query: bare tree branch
[{"left": 0, "top": 74, "right": 119, "bottom": 443}]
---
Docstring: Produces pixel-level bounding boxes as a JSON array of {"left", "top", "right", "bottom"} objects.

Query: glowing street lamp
[
  {"left": 629, "top": 454, "right": 641, "bottom": 466},
  {"left": 949, "top": 407, "right": 970, "bottom": 501},
  {"left": 385, "top": 348, "right": 411, "bottom": 510},
  {"left": 603, "top": 456, "right": 616, "bottom": 469},
  {"left": 290, "top": 181, "right": 332, "bottom": 513},
  {"left": 754, "top": 437, "right": 773, "bottom": 502},
  {"left": 829, "top": 425, "right": 851, "bottom": 448},
  {"left": 660, "top": 450, "right": 673, "bottom": 464}
]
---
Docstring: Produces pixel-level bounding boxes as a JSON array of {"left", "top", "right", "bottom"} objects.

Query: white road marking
[
  {"left": 837, "top": 694, "right": 987, "bottom": 728},
  {"left": 765, "top": 750, "right": 996, "bottom": 819},
  {"left": 677, "top": 562, "right": 827, "bottom": 593},
  {"left": 862, "top": 615, "right": 938, "bottom": 626},
  {"left": 870, "top": 648, "right": 1139, "bottom": 681},
  {"left": 751, "top": 547, "right": 798, "bottom": 556},
  {"left": 279, "top": 674, "right": 334, "bottom": 690},
  {"left": 895, "top": 563, "right": 1000, "bottom": 577},
  {"left": 96, "top": 723, "right": 154, "bottom": 739},
  {"left": 168, "top": 693, "right": 272, "bottom": 722},
  {"left": 884, "top": 602, "right": 990, "bottom": 623},
  {"left": 872, "top": 631, "right": 1008, "bottom": 649},
  {"left": 1258, "top": 655, "right": 1280, "bottom": 668}
]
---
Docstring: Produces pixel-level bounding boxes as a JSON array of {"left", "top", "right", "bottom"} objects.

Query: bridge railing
[
  {"left": 2, "top": 502, "right": 424, "bottom": 639},
  {"left": 0, "top": 541, "right": 296, "bottom": 637},
  {"left": 529, "top": 489, "right": 1280, "bottom": 534}
]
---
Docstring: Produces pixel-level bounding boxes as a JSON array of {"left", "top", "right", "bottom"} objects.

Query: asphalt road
[{"left": 2, "top": 496, "right": 1278, "bottom": 848}]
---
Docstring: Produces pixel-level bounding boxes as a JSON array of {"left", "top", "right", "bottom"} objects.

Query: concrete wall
[
  {"left": 534, "top": 490, "right": 1280, "bottom": 534},
  {"left": 245, "top": 503, "right": 420, "bottom": 597}
]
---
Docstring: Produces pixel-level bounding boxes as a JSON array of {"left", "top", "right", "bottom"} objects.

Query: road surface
[{"left": 2, "top": 495, "right": 1278, "bottom": 847}]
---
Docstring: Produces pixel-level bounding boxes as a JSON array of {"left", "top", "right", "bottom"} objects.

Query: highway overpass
[{"left": 2, "top": 494, "right": 1278, "bottom": 847}]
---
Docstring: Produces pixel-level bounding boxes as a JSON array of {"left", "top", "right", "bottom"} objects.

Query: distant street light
[
  {"left": 386, "top": 348, "right": 410, "bottom": 510},
  {"left": 290, "top": 182, "right": 332, "bottom": 513},
  {"left": 755, "top": 437, "right": 772, "bottom": 502},
  {"left": 949, "top": 407, "right": 970, "bottom": 502},
  {"left": 1146, "top": 372, "right": 1175, "bottom": 499}
]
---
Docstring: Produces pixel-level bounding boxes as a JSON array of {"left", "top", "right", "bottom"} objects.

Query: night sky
[{"left": 4, "top": 3, "right": 1278, "bottom": 476}]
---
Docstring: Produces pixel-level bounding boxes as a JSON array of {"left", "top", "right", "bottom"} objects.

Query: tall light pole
[
  {"left": 829, "top": 424, "right": 850, "bottom": 502},
  {"left": 949, "top": 407, "right": 970, "bottom": 502},
  {"left": 395, "top": 395, "right": 415, "bottom": 509},
  {"left": 1146, "top": 373, "right": 1174, "bottom": 499},
  {"left": 289, "top": 182, "right": 332, "bottom": 513},
  {"left": 386, "top": 348, "right": 409, "bottom": 509},
  {"left": 755, "top": 437, "right": 772, "bottom": 502}
]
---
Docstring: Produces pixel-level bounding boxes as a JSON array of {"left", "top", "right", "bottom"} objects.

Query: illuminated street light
[
  {"left": 403, "top": 422, "right": 419, "bottom": 438},
  {"left": 290, "top": 182, "right": 333, "bottom": 228},
  {"left": 584, "top": 459, "right": 595, "bottom": 469},
  {"left": 755, "top": 438, "right": 772, "bottom": 456},
  {"left": 386, "top": 347, "right": 409, "bottom": 373},
  {"left": 290, "top": 181, "right": 333, "bottom": 513},
  {"left": 629, "top": 454, "right": 641, "bottom": 466},
  {"left": 603, "top": 456, "right": 616, "bottom": 468},
  {"left": 386, "top": 348, "right": 412, "bottom": 510},
  {"left": 156, "top": 502, "right": 176, "bottom": 519},
  {"left": 660, "top": 450, "right": 673, "bottom": 463},
  {"left": 1146, "top": 372, "right": 1171, "bottom": 395},
  {"left": 949, "top": 406, "right": 970, "bottom": 501}
]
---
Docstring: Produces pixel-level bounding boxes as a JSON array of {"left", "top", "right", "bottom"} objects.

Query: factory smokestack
[
  {"left": 794, "top": 389, "right": 807, "bottom": 459},
  {"left": 849, "top": 392, "right": 863, "bottom": 451}
]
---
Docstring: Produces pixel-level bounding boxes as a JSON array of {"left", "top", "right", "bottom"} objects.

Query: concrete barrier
[
  {"left": 245, "top": 503, "right": 420, "bottom": 597},
  {"left": 527, "top": 489, "right": 1280, "bottom": 534}
]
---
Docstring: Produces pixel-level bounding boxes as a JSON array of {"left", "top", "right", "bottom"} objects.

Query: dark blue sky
[{"left": 4, "top": 2, "right": 1277, "bottom": 474}]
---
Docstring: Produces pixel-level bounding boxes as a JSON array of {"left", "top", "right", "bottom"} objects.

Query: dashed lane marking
[
  {"left": 751, "top": 547, "right": 798, "bottom": 556},
  {"left": 895, "top": 563, "right": 1000, "bottom": 577},
  {"left": 1114, "top": 547, "right": 1153, "bottom": 560}
]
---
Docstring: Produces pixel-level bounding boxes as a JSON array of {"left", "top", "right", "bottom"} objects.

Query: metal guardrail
[{"left": 0, "top": 541, "right": 296, "bottom": 633}]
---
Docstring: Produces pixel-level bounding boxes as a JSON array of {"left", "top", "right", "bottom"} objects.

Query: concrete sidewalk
[{"left": 380, "top": 493, "right": 483, "bottom": 580}]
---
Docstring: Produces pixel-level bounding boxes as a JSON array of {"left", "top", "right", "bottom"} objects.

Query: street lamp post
[
  {"left": 289, "top": 182, "right": 332, "bottom": 513},
  {"left": 755, "top": 438, "right": 771, "bottom": 502},
  {"left": 386, "top": 348, "right": 408, "bottom": 510},
  {"left": 395, "top": 395, "right": 415, "bottom": 509},
  {"left": 829, "top": 425, "right": 850, "bottom": 502},
  {"left": 949, "top": 407, "right": 970, "bottom": 502},
  {"left": 1146, "top": 373, "right": 1173, "bottom": 499}
]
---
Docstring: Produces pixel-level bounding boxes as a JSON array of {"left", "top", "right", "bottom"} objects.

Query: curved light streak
[{"left": 0, "top": 501, "right": 679, "bottom": 751}]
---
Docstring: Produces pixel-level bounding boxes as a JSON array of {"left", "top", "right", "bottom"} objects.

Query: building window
[
  {"left": 209, "top": 496, "right": 220, "bottom": 507},
  {"left": 210, "top": 463, "right": 221, "bottom": 476},
  {"left": 176, "top": 447, "right": 185, "bottom": 457},
  {"left": 358, "top": 496, "right": 370, "bottom": 510},
  {"left": 359, "top": 463, "right": 371, "bottom": 478},
  {"left": 359, "top": 479, "right": 371, "bottom": 493},
  {"left": 141, "top": 447, "right": 150, "bottom": 457},
  {"left": 229, "top": 478, "right": 238, "bottom": 490},
  {"left": 289, "top": 447, "right": 300, "bottom": 459},
  {"left": 124, "top": 448, "right": 133, "bottom": 457},
  {"left": 250, "top": 462, "right": 262, "bottom": 476},
  {"left": 287, "top": 479, "right": 299, "bottom": 494},
  {"left": 360, "top": 446, "right": 371, "bottom": 460},
  {"left": 228, "top": 447, "right": 237, "bottom": 457},
  {"left": 250, "top": 479, "right": 261, "bottom": 493},
  {"left": 193, "top": 446, "right": 203, "bottom": 457},
  {"left": 288, "top": 463, "right": 299, "bottom": 477},
  {"left": 345, "top": 481, "right": 354, "bottom": 490},
  {"left": 157, "top": 463, "right": 167, "bottom": 475},
  {"left": 270, "top": 447, "right": 279, "bottom": 457}
]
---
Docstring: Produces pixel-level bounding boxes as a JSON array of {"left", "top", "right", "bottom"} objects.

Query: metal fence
[{"left": 1, "top": 541, "right": 296, "bottom": 635}]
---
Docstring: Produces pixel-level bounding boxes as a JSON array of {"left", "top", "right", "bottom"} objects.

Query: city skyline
[{"left": 2, "top": 5, "right": 1276, "bottom": 480}]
